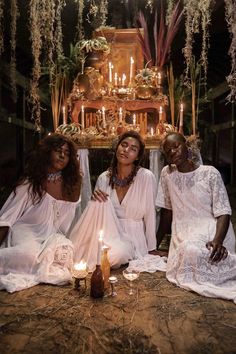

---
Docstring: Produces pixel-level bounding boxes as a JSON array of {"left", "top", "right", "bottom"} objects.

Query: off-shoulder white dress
[
  {"left": 156, "top": 165, "right": 236, "bottom": 303},
  {"left": 70, "top": 168, "right": 157, "bottom": 270},
  {"left": 0, "top": 182, "right": 78, "bottom": 292}
]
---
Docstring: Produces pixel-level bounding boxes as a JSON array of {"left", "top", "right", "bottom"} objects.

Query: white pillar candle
[
  {"left": 157, "top": 72, "right": 161, "bottom": 85},
  {"left": 97, "top": 230, "right": 103, "bottom": 265},
  {"left": 81, "top": 105, "right": 85, "bottom": 129},
  {"left": 62, "top": 106, "right": 66, "bottom": 125},
  {"left": 102, "top": 106, "right": 106, "bottom": 128},
  {"left": 159, "top": 106, "right": 163, "bottom": 122},
  {"left": 114, "top": 73, "right": 118, "bottom": 86},
  {"left": 108, "top": 62, "right": 113, "bottom": 83},
  {"left": 133, "top": 113, "right": 136, "bottom": 126},
  {"left": 122, "top": 73, "right": 126, "bottom": 86},
  {"left": 150, "top": 127, "right": 154, "bottom": 136},
  {"left": 130, "top": 57, "right": 134, "bottom": 84},
  {"left": 118, "top": 107, "right": 123, "bottom": 123},
  {"left": 180, "top": 103, "right": 184, "bottom": 127}
]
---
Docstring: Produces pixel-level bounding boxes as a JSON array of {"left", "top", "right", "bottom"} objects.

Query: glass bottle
[
  {"left": 101, "top": 246, "right": 110, "bottom": 290},
  {"left": 90, "top": 265, "right": 104, "bottom": 298}
]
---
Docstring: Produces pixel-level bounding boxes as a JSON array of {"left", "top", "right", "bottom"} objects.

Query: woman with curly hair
[
  {"left": 70, "top": 131, "right": 158, "bottom": 270},
  {"left": 0, "top": 133, "right": 82, "bottom": 292}
]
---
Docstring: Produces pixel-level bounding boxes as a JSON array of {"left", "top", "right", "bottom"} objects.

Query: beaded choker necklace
[
  {"left": 47, "top": 171, "right": 62, "bottom": 182},
  {"left": 111, "top": 171, "right": 135, "bottom": 187}
]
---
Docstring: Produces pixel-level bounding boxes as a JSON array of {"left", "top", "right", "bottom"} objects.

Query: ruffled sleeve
[{"left": 0, "top": 183, "right": 33, "bottom": 228}]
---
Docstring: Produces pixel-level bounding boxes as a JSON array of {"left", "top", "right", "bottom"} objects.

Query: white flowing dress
[
  {"left": 156, "top": 165, "right": 236, "bottom": 303},
  {"left": 0, "top": 182, "right": 78, "bottom": 293},
  {"left": 70, "top": 168, "right": 158, "bottom": 270}
]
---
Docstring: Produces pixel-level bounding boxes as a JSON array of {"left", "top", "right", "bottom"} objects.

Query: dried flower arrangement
[{"left": 77, "top": 36, "right": 110, "bottom": 54}]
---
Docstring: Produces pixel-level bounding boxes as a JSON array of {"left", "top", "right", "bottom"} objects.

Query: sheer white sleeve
[
  {"left": 155, "top": 166, "right": 172, "bottom": 210},
  {"left": 0, "top": 183, "right": 32, "bottom": 228},
  {"left": 209, "top": 167, "right": 232, "bottom": 217}
]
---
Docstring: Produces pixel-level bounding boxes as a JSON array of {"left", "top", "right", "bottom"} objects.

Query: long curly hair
[
  {"left": 17, "top": 133, "right": 82, "bottom": 204},
  {"left": 108, "top": 130, "right": 145, "bottom": 188}
]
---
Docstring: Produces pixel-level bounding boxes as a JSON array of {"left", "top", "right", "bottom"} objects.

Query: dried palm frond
[{"left": 137, "top": 12, "right": 153, "bottom": 67}]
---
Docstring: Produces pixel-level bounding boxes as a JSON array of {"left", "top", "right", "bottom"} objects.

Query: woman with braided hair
[{"left": 70, "top": 131, "right": 158, "bottom": 270}]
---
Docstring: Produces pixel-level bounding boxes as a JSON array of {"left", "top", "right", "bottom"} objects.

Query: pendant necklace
[{"left": 47, "top": 171, "right": 62, "bottom": 182}]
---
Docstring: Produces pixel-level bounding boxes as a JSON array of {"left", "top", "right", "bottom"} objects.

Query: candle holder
[{"left": 108, "top": 276, "right": 118, "bottom": 297}]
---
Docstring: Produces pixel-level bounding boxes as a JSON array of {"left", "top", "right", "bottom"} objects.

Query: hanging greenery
[
  {"left": 42, "top": 0, "right": 55, "bottom": 67},
  {"left": 183, "top": 0, "right": 201, "bottom": 88},
  {"left": 10, "top": 0, "right": 19, "bottom": 103},
  {"left": 75, "top": 0, "right": 84, "bottom": 42},
  {"left": 0, "top": 0, "right": 4, "bottom": 56},
  {"left": 224, "top": 0, "right": 236, "bottom": 102},
  {"left": 100, "top": 0, "right": 108, "bottom": 27}
]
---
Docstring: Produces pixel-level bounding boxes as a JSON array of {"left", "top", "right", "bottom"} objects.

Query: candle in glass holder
[
  {"left": 102, "top": 106, "right": 106, "bottom": 128},
  {"left": 130, "top": 57, "right": 134, "bottom": 85},
  {"left": 81, "top": 105, "right": 85, "bottom": 129},
  {"left": 62, "top": 106, "right": 66, "bottom": 124},
  {"left": 73, "top": 260, "right": 88, "bottom": 279}
]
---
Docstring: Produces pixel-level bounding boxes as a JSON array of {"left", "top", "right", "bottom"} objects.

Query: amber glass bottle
[
  {"left": 101, "top": 246, "right": 110, "bottom": 290},
  {"left": 90, "top": 265, "right": 104, "bottom": 298}
]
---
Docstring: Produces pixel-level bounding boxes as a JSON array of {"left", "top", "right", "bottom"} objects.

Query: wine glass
[{"left": 122, "top": 269, "right": 140, "bottom": 295}]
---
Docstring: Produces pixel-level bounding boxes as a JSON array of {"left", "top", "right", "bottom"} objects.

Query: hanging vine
[
  {"left": 225, "top": 0, "right": 236, "bottom": 102},
  {"left": 100, "top": 0, "right": 108, "bottom": 27},
  {"left": 183, "top": 0, "right": 201, "bottom": 88},
  {"left": 42, "top": 0, "right": 56, "bottom": 68},
  {"left": 199, "top": 0, "right": 214, "bottom": 95},
  {"left": 0, "top": 0, "right": 4, "bottom": 56},
  {"left": 10, "top": 0, "right": 19, "bottom": 103},
  {"left": 75, "top": 0, "right": 84, "bottom": 42}
]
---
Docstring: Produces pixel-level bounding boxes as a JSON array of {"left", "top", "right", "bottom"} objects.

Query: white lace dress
[
  {"left": 70, "top": 168, "right": 158, "bottom": 270},
  {"left": 156, "top": 165, "right": 236, "bottom": 303},
  {"left": 0, "top": 182, "right": 78, "bottom": 293}
]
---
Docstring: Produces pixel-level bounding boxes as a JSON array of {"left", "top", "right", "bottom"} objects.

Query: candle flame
[{"left": 74, "top": 260, "right": 87, "bottom": 271}]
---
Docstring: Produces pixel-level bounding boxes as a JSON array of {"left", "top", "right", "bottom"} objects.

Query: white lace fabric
[{"left": 156, "top": 165, "right": 236, "bottom": 303}]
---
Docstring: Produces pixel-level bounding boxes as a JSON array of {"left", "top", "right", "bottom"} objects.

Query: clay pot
[
  {"left": 85, "top": 51, "right": 106, "bottom": 70},
  {"left": 136, "top": 85, "right": 157, "bottom": 100}
]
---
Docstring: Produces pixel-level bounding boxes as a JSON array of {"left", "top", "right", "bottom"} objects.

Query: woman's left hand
[{"left": 206, "top": 241, "right": 228, "bottom": 263}]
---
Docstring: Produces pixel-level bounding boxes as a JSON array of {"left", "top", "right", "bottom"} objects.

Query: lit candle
[
  {"left": 73, "top": 261, "right": 88, "bottom": 279},
  {"left": 180, "top": 103, "right": 184, "bottom": 128},
  {"left": 157, "top": 72, "right": 161, "bottom": 86},
  {"left": 114, "top": 73, "right": 118, "bottom": 86},
  {"left": 97, "top": 230, "right": 103, "bottom": 265},
  {"left": 109, "top": 276, "right": 117, "bottom": 283},
  {"left": 150, "top": 127, "right": 154, "bottom": 136},
  {"left": 108, "top": 62, "right": 113, "bottom": 83},
  {"left": 130, "top": 57, "right": 134, "bottom": 84},
  {"left": 133, "top": 113, "right": 136, "bottom": 126},
  {"left": 81, "top": 105, "right": 85, "bottom": 129},
  {"left": 102, "top": 106, "right": 106, "bottom": 128},
  {"left": 62, "top": 106, "right": 66, "bottom": 124},
  {"left": 159, "top": 106, "right": 163, "bottom": 122},
  {"left": 122, "top": 73, "right": 126, "bottom": 86},
  {"left": 118, "top": 107, "right": 123, "bottom": 123}
]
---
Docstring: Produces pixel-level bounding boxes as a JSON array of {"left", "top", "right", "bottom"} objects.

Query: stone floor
[{"left": 0, "top": 187, "right": 236, "bottom": 354}]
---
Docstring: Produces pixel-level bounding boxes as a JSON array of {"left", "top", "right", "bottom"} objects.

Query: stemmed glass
[{"left": 122, "top": 269, "right": 140, "bottom": 295}]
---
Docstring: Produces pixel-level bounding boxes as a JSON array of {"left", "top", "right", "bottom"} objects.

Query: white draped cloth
[
  {"left": 0, "top": 183, "right": 77, "bottom": 293},
  {"left": 156, "top": 165, "right": 236, "bottom": 303},
  {"left": 69, "top": 168, "right": 158, "bottom": 270}
]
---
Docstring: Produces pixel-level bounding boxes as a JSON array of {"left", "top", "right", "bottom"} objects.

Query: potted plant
[{"left": 77, "top": 36, "right": 110, "bottom": 70}]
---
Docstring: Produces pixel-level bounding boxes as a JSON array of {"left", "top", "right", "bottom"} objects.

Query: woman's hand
[
  {"left": 91, "top": 189, "right": 109, "bottom": 202},
  {"left": 206, "top": 240, "right": 228, "bottom": 263}
]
